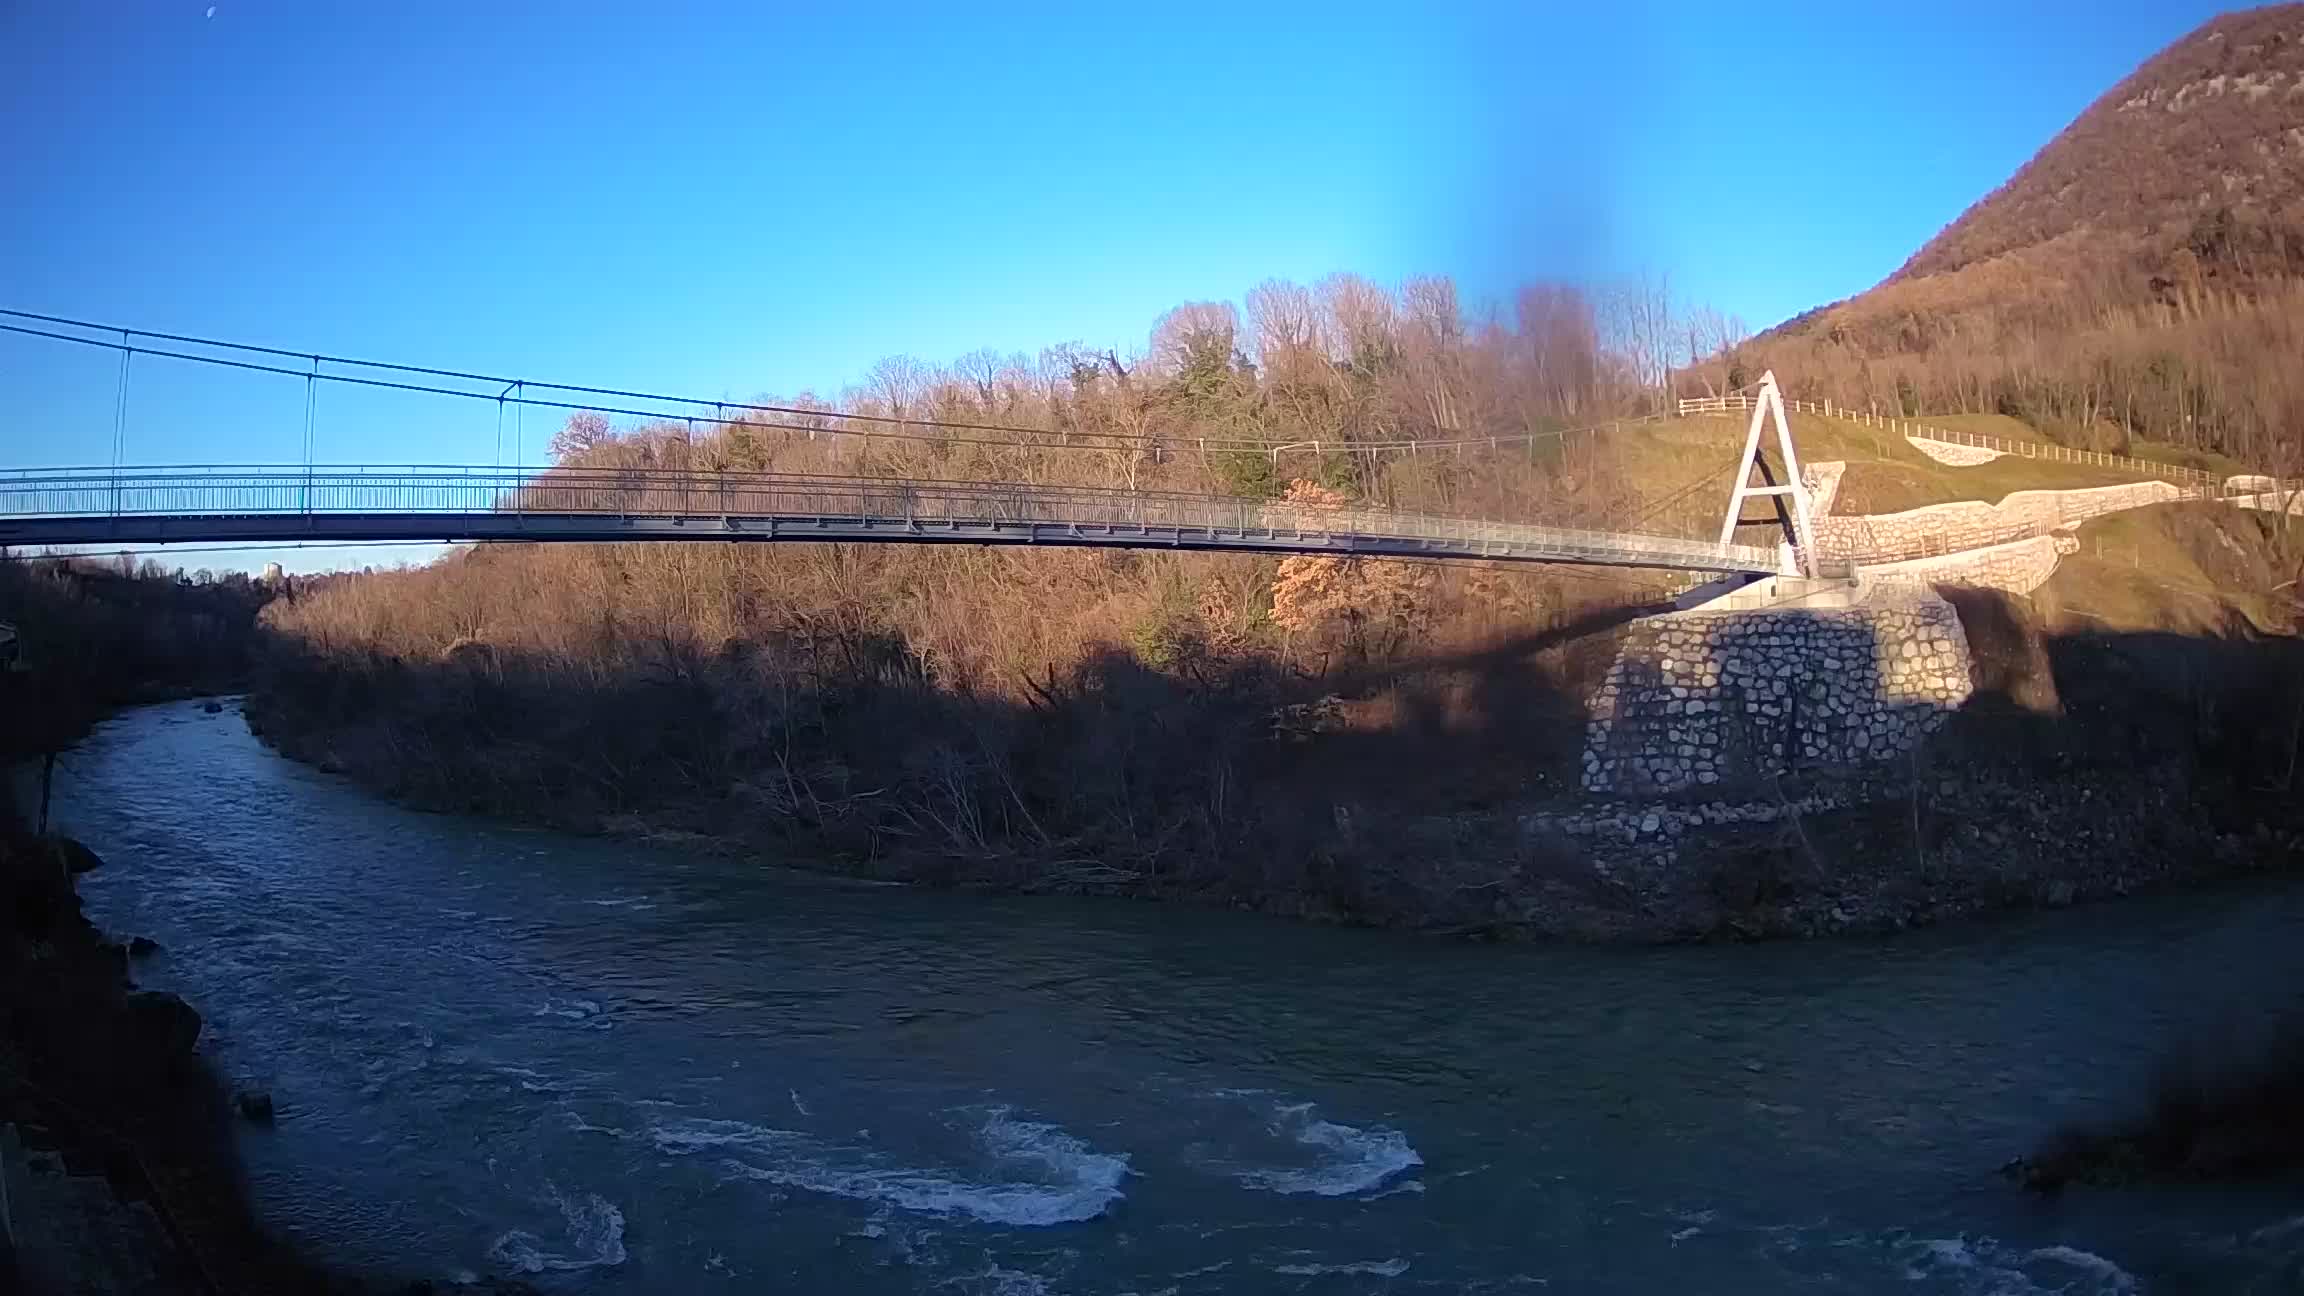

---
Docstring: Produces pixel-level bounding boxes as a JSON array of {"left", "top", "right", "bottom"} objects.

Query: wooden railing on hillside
[{"left": 1674, "top": 394, "right": 2221, "bottom": 489}]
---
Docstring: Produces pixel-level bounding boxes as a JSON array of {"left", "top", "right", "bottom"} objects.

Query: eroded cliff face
[{"left": 2, "top": 828, "right": 219, "bottom": 1292}]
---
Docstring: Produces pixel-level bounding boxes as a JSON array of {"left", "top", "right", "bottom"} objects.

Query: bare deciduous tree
[
  {"left": 1149, "top": 302, "right": 1241, "bottom": 377},
  {"left": 865, "top": 355, "right": 934, "bottom": 422},
  {"left": 549, "top": 410, "right": 613, "bottom": 463}
]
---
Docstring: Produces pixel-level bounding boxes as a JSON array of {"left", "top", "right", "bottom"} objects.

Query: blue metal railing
[{"left": 0, "top": 465, "right": 1783, "bottom": 573}]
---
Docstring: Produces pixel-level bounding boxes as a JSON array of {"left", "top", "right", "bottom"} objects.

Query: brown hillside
[
  {"left": 1900, "top": 3, "right": 2304, "bottom": 287},
  {"left": 1737, "top": 5, "right": 2304, "bottom": 471}
]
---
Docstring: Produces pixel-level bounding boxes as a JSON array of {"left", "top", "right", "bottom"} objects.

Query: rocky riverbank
[
  {"left": 245, "top": 692, "right": 2304, "bottom": 946},
  {"left": 0, "top": 823, "right": 539, "bottom": 1294},
  {"left": 232, "top": 576, "right": 2304, "bottom": 946},
  {"left": 1489, "top": 762, "right": 2299, "bottom": 941},
  {"left": 2006, "top": 1011, "right": 2304, "bottom": 1192}
]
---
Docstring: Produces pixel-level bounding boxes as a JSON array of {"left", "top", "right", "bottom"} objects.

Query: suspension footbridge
[
  {"left": 0, "top": 311, "right": 1803, "bottom": 576},
  {"left": 0, "top": 466, "right": 1783, "bottom": 574}
]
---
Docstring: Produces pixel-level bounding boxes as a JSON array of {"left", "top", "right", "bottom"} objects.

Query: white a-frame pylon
[{"left": 1716, "top": 370, "right": 1818, "bottom": 577}]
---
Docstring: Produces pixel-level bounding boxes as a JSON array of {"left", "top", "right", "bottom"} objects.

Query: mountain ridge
[
  {"left": 1893, "top": 2, "right": 2304, "bottom": 287},
  {"left": 1734, "top": 4, "right": 2304, "bottom": 468}
]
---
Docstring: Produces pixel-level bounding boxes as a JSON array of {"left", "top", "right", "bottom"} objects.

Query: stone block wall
[
  {"left": 1801, "top": 461, "right": 1845, "bottom": 522},
  {"left": 1907, "top": 436, "right": 2005, "bottom": 466},
  {"left": 2234, "top": 489, "right": 2304, "bottom": 516},
  {"left": 1581, "top": 595, "right": 1972, "bottom": 794},
  {"left": 1862, "top": 533, "right": 2077, "bottom": 597},
  {"left": 1814, "top": 480, "right": 2181, "bottom": 563}
]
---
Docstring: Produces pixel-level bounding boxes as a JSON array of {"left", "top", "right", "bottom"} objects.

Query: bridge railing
[{"left": 0, "top": 465, "right": 1781, "bottom": 572}]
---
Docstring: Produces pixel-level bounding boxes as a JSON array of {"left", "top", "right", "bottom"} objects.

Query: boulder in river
[
  {"left": 202, "top": 700, "right": 224, "bottom": 714},
  {"left": 127, "top": 935, "right": 160, "bottom": 957},
  {"left": 53, "top": 838, "right": 103, "bottom": 874},
  {"left": 121, "top": 989, "right": 202, "bottom": 1059},
  {"left": 235, "top": 1089, "right": 276, "bottom": 1124}
]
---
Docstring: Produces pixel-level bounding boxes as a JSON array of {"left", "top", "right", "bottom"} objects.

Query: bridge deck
[{"left": 0, "top": 467, "right": 1781, "bottom": 575}]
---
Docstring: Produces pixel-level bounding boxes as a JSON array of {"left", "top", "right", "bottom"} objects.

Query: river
[{"left": 32, "top": 699, "right": 2304, "bottom": 1293}]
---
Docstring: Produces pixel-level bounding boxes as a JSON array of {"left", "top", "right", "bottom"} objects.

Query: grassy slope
[
  {"left": 1889, "top": 412, "right": 2053, "bottom": 444},
  {"left": 1646, "top": 412, "right": 2160, "bottom": 521},
  {"left": 2038, "top": 505, "right": 2302, "bottom": 635},
  {"left": 1847, "top": 412, "right": 2254, "bottom": 480},
  {"left": 1640, "top": 410, "right": 2299, "bottom": 634}
]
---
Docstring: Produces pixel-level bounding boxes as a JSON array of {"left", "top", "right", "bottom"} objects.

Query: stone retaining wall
[
  {"left": 2235, "top": 490, "right": 2304, "bottom": 516},
  {"left": 1804, "top": 461, "right": 1846, "bottom": 517},
  {"left": 1907, "top": 436, "right": 2005, "bottom": 466},
  {"left": 1813, "top": 479, "right": 2181, "bottom": 563},
  {"left": 1862, "top": 533, "right": 2078, "bottom": 597},
  {"left": 1581, "top": 593, "right": 1973, "bottom": 794}
]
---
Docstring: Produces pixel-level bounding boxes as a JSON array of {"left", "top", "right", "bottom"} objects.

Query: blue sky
[{"left": 0, "top": 0, "right": 2239, "bottom": 567}]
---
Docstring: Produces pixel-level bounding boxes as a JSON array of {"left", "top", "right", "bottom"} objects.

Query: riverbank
[
  {"left": 0, "top": 821, "right": 548, "bottom": 1293},
  {"left": 243, "top": 611, "right": 2304, "bottom": 943},
  {"left": 253, "top": 566, "right": 2304, "bottom": 939},
  {"left": 2011, "top": 1010, "right": 2304, "bottom": 1191},
  {"left": 2, "top": 823, "right": 307, "bottom": 1290}
]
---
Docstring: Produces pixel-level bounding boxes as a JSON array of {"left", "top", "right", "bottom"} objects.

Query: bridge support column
[
  {"left": 1717, "top": 371, "right": 1819, "bottom": 577},
  {"left": 1582, "top": 591, "right": 1973, "bottom": 795}
]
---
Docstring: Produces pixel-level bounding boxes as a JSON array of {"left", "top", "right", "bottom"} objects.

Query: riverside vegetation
[
  {"left": 248, "top": 272, "right": 1709, "bottom": 928},
  {"left": 0, "top": 555, "right": 271, "bottom": 758},
  {"left": 242, "top": 255, "right": 2304, "bottom": 939}
]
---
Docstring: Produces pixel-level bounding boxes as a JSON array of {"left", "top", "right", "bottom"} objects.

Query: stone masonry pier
[{"left": 1581, "top": 593, "right": 1972, "bottom": 794}]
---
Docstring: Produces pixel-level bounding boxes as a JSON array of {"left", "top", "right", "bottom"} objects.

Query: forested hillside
[
  {"left": 0, "top": 558, "right": 273, "bottom": 759},
  {"left": 250, "top": 272, "right": 1726, "bottom": 923}
]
